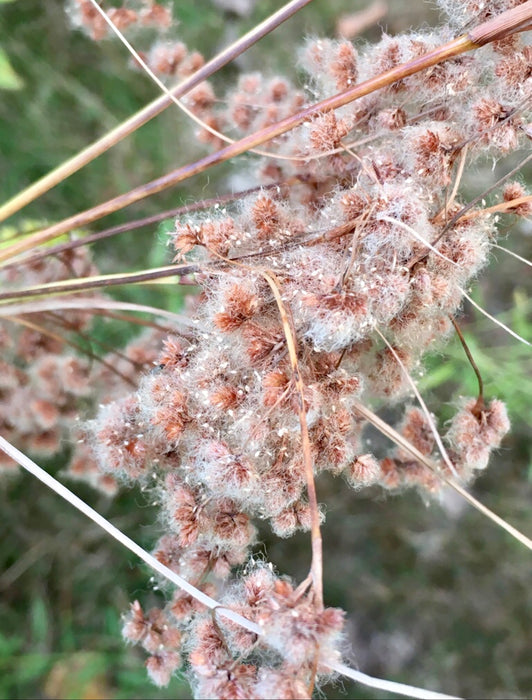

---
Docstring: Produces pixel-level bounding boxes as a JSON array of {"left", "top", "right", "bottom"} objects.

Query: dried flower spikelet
[
  {"left": 188, "top": 617, "right": 233, "bottom": 675},
  {"left": 180, "top": 50, "right": 205, "bottom": 77},
  {"left": 502, "top": 181, "right": 532, "bottom": 216},
  {"left": 257, "top": 582, "right": 345, "bottom": 668},
  {"left": 253, "top": 663, "right": 312, "bottom": 700},
  {"left": 146, "top": 651, "right": 182, "bottom": 688},
  {"left": 164, "top": 478, "right": 202, "bottom": 547},
  {"left": 308, "top": 111, "right": 350, "bottom": 153},
  {"left": 68, "top": 444, "right": 119, "bottom": 496},
  {"left": 191, "top": 662, "right": 257, "bottom": 700},
  {"left": 251, "top": 194, "right": 285, "bottom": 240},
  {"left": 397, "top": 406, "right": 436, "bottom": 461},
  {"left": 241, "top": 321, "right": 285, "bottom": 368},
  {"left": 403, "top": 124, "right": 460, "bottom": 186},
  {"left": 68, "top": 0, "right": 109, "bottom": 40},
  {"left": 345, "top": 453, "right": 382, "bottom": 488},
  {"left": 147, "top": 41, "right": 188, "bottom": 76},
  {"left": 147, "top": 373, "right": 190, "bottom": 443},
  {"left": 122, "top": 600, "right": 182, "bottom": 689},
  {"left": 431, "top": 221, "right": 491, "bottom": 286},
  {"left": 260, "top": 452, "right": 307, "bottom": 517},
  {"left": 157, "top": 336, "right": 189, "bottom": 370},
  {"left": 359, "top": 31, "right": 451, "bottom": 98},
  {"left": 226, "top": 72, "right": 304, "bottom": 138},
  {"left": 213, "top": 280, "right": 260, "bottom": 331},
  {"left": 311, "top": 408, "right": 355, "bottom": 474},
  {"left": 212, "top": 498, "right": 256, "bottom": 548},
  {"left": 468, "top": 98, "right": 521, "bottom": 154},
  {"left": 173, "top": 215, "right": 239, "bottom": 258},
  {"left": 494, "top": 43, "right": 532, "bottom": 91},
  {"left": 300, "top": 38, "right": 358, "bottom": 95},
  {"left": 376, "top": 107, "right": 408, "bottom": 131},
  {"left": 196, "top": 440, "right": 257, "bottom": 499},
  {"left": 170, "top": 584, "right": 217, "bottom": 622},
  {"left": 270, "top": 500, "right": 316, "bottom": 538},
  {"left": 92, "top": 395, "right": 151, "bottom": 479},
  {"left": 107, "top": 7, "right": 138, "bottom": 32},
  {"left": 122, "top": 600, "right": 149, "bottom": 643},
  {"left": 446, "top": 398, "right": 510, "bottom": 473},
  {"left": 183, "top": 81, "right": 217, "bottom": 115},
  {"left": 140, "top": 3, "right": 172, "bottom": 29}
]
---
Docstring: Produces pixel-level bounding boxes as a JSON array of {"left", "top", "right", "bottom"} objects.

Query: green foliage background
[{"left": 0, "top": 1, "right": 530, "bottom": 698}]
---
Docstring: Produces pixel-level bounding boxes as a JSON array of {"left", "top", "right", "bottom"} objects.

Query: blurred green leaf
[
  {"left": 0, "top": 630, "right": 24, "bottom": 658},
  {"left": 12, "top": 653, "right": 50, "bottom": 684},
  {"left": 0, "top": 47, "right": 23, "bottom": 90},
  {"left": 30, "top": 597, "right": 49, "bottom": 648}
]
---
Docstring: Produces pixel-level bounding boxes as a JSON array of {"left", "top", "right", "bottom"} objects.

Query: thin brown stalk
[
  {"left": 407, "top": 151, "right": 532, "bottom": 269},
  {"left": 457, "top": 194, "right": 532, "bottom": 221},
  {"left": 492, "top": 244, "right": 532, "bottom": 269},
  {"left": 435, "top": 151, "right": 532, "bottom": 231},
  {"left": 206, "top": 247, "right": 324, "bottom": 610},
  {"left": 0, "top": 298, "right": 198, "bottom": 333},
  {"left": 1, "top": 183, "right": 287, "bottom": 273},
  {"left": 43, "top": 310, "right": 143, "bottom": 372},
  {"left": 450, "top": 317, "right": 484, "bottom": 417},
  {"left": 467, "top": 0, "right": 532, "bottom": 44},
  {"left": 261, "top": 269, "right": 323, "bottom": 610},
  {"left": 351, "top": 400, "right": 532, "bottom": 551},
  {"left": 374, "top": 326, "right": 460, "bottom": 478},
  {"left": 6, "top": 3, "right": 532, "bottom": 263},
  {"left": 0, "top": 0, "right": 314, "bottom": 224},
  {"left": 0, "top": 264, "right": 196, "bottom": 302},
  {"left": 434, "top": 144, "right": 469, "bottom": 224}
]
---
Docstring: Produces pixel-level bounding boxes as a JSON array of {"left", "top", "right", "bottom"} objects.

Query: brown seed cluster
[
  {"left": 0, "top": 240, "right": 169, "bottom": 493},
  {"left": 74, "top": 0, "right": 530, "bottom": 695}
]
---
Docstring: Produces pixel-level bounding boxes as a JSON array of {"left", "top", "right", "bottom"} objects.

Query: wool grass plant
[{"left": 1, "top": 1, "right": 531, "bottom": 698}]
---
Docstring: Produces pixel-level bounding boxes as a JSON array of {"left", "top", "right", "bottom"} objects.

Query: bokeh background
[{"left": 0, "top": 1, "right": 530, "bottom": 698}]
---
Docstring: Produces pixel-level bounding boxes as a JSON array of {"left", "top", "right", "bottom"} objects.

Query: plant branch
[
  {"left": 4, "top": 2, "right": 532, "bottom": 263},
  {"left": 0, "top": 0, "right": 314, "bottom": 224},
  {"left": 1, "top": 434, "right": 461, "bottom": 700},
  {"left": 351, "top": 401, "right": 532, "bottom": 551}
]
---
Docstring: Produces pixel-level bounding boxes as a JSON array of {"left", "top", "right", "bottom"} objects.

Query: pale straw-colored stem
[
  {"left": 1, "top": 434, "right": 461, "bottom": 699},
  {"left": 351, "top": 401, "right": 532, "bottom": 551},
  {"left": 0, "top": 435, "right": 261, "bottom": 635},
  {"left": 3, "top": 2, "right": 531, "bottom": 263},
  {"left": 0, "top": 0, "right": 314, "bottom": 224}
]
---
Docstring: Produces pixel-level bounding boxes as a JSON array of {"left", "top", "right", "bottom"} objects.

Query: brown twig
[
  {"left": 0, "top": 0, "right": 314, "bottom": 224},
  {"left": 351, "top": 399, "right": 532, "bottom": 550},
  {"left": 205, "top": 248, "right": 324, "bottom": 610},
  {"left": 4, "top": 3, "right": 532, "bottom": 263},
  {"left": 450, "top": 316, "right": 485, "bottom": 418}
]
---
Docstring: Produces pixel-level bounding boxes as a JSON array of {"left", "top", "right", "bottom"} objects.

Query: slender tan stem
[
  {"left": 2, "top": 1, "right": 530, "bottom": 263},
  {"left": 468, "top": 0, "right": 532, "bottom": 45},
  {"left": 0, "top": 264, "right": 195, "bottom": 302},
  {"left": 0, "top": 0, "right": 314, "bottom": 224},
  {"left": 457, "top": 194, "right": 532, "bottom": 220},
  {"left": 0, "top": 34, "right": 474, "bottom": 263},
  {"left": 352, "top": 400, "right": 532, "bottom": 551},
  {"left": 0, "top": 182, "right": 286, "bottom": 273},
  {"left": 203, "top": 246, "right": 324, "bottom": 609},
  {"left": 450, "top": 317, "right": 485, "bottom": 417},
  {"left": 261, "top": 270, "right": 323, "bottom": 610}
]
